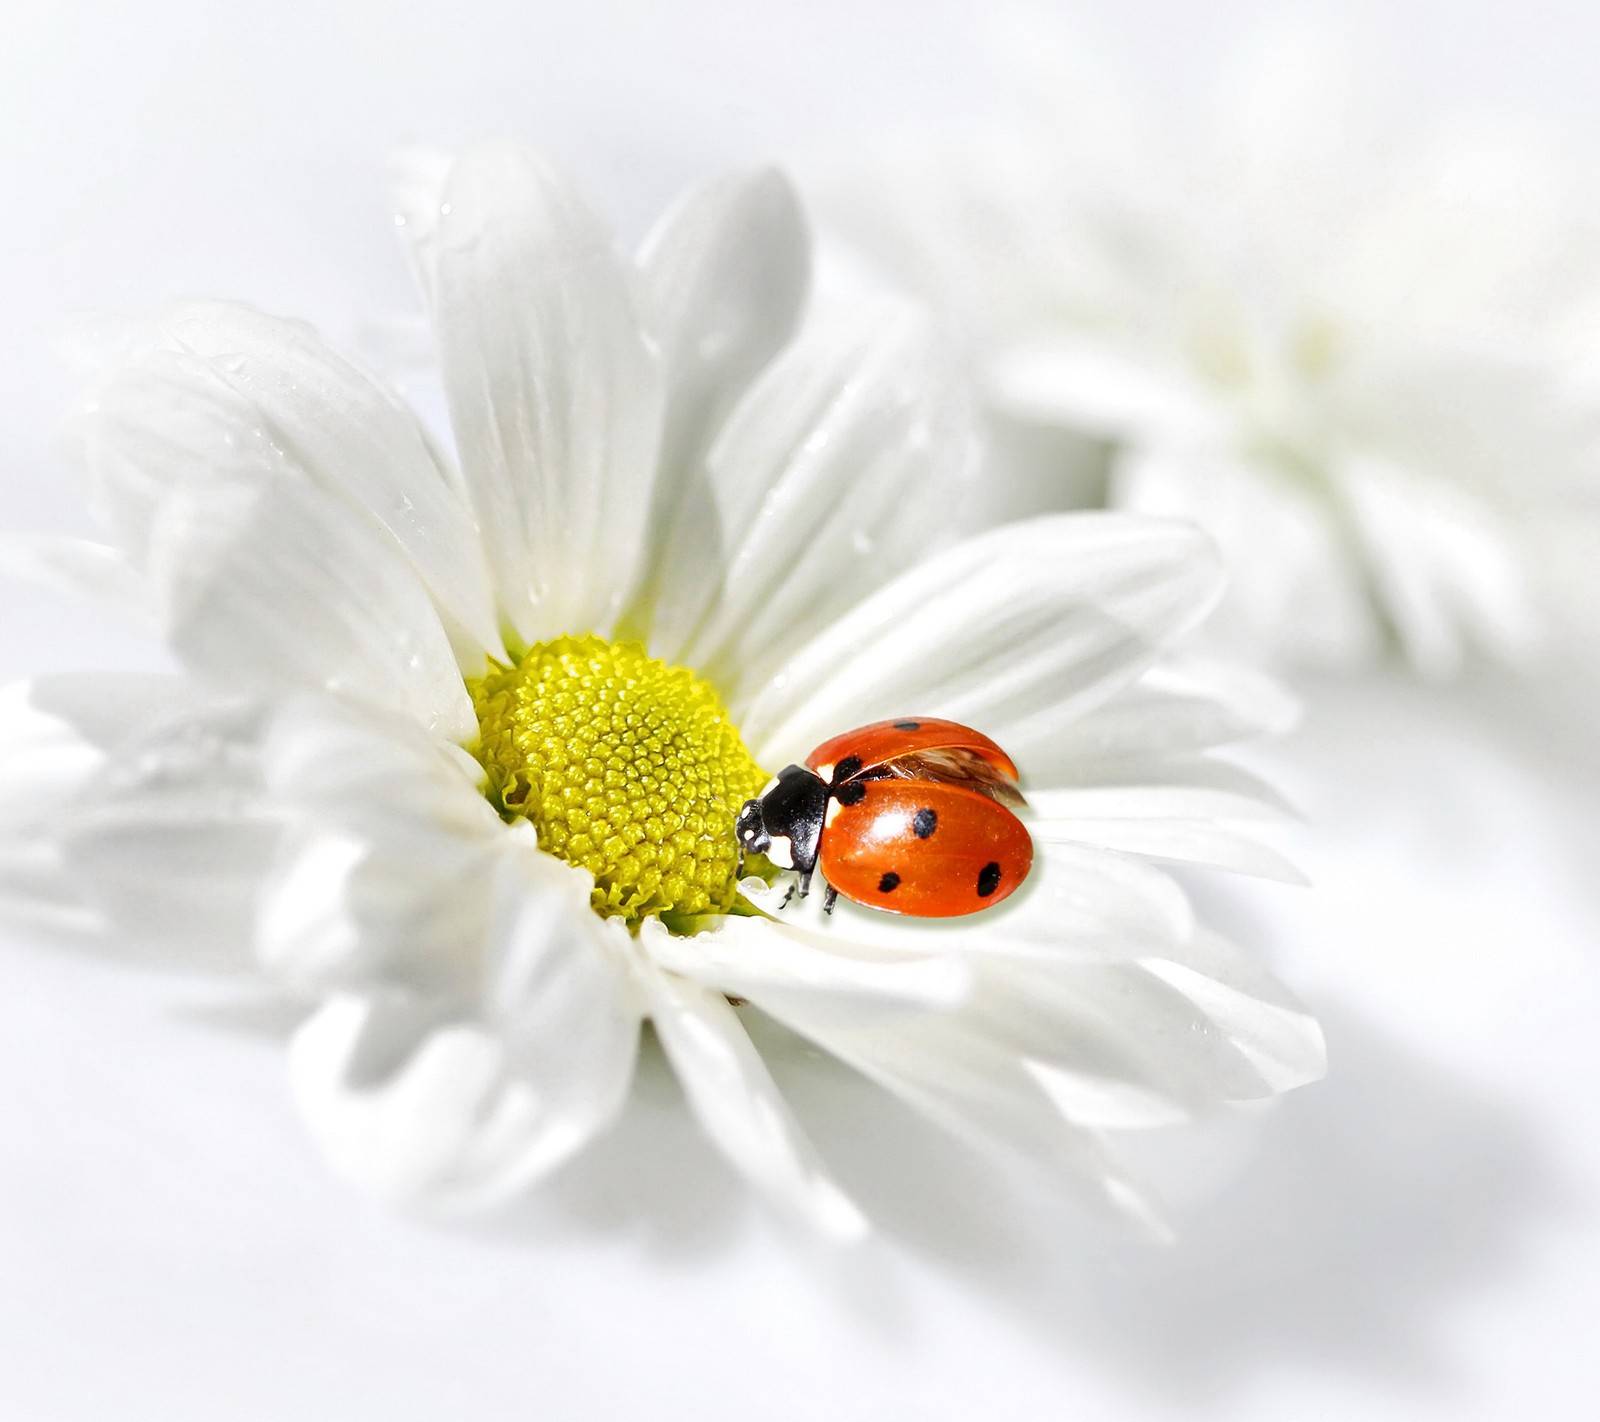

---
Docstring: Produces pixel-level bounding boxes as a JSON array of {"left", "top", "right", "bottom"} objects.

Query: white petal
[
  {"left": 433, "top": 142, "right": 665, "bottom": 643},
  {"left": 986, "top": 338, "right": 1222, "bottom": 442},
  {"left": 0, "top": 678, "right": 127, "bottom": 928},
  {"left": 39, "top": 686, "right": 277, "bottom": 967},
  {"left": 482, "top": 848, "right": 643, "bottom": 1172},
  {"left": 258, "top": 831, "right": 370, "bottom": 985},
  {"left": 61, "top": 814, "right": 277, "bottom": 967},
  {"left": 750, "top": 986, "right": 1171, "bottom": 1238},
  {"left": 72, "top": 344, "right": 476, "bottom": 736},
  {"left": 257, "top": 825, "right": 497, "bottom": 995},
  {"left": 1027, "top": 782, "right": 1303, "bottom": 882},
  {"left": 1141, "top": 930, "right": 1327, "bottom": 1095},
  {"left": 1045, "top": 754, "right": 1299, "bottom": 812},
  {"left": 640, "top": 914, "right": 972, "bottom": 1024},
  {"left": 257, "top": 698, "right": 505, "bottom": 993},
  {"left": 148, "top": 301, "right": 500, "bottom": 656},
  {"left": 1342, "top": 456, "right": 1543, "bottom": 676},
  {"left": 960, "top": 953, "right": 1312, "bottom": 1124},
  {"left": 632, "top": 948, "right": 867, "bottom": 1242},
  {"left": 629, "top": 168, "right": 810, "bottom": 652},
  {"left": 741, "top": 839, "right": 1192, "bottom": 964},
  {"left": 261, "top": 694, "right": 499, "bottom": 842},
  {"left": 926, "top": 841, "right": 1194, "bottom": 960},
  {"left": 0, "top": 674, "right": 236, "bottom": 821},
  {"left": 1030, "top": 782, "right": 1283, "bottom": 824},
  {"left": 0, "top": 678, "right": 272, "bottom": 966},
  {"left": 1114, "top": 444, "right": 1381, "bottom": 668},
  {"left": 1025, "top": 1061, "right": 1190, "bottom": 1130},
  {"left": 1022, "top": 658, "right": 1299, "bottom": 779},
  {"left": 743, "top": 514, "right": 1222, "bottom": 768},
  {"left": 72, "top": 347, "right": 247, "bottom": 559},
  {"left": 0, "top": 679, "right": 112, "bottom": 832},
  {"left": 680, "top": 305, "right": 977, "bottom": 703},
  {"left": 0, "top": 535, "right": 153, "bottom": 625},
  {"left": 0, "top": 682, "right": 275, "bottom": 959},
  {"left": 1032, "top": 812, "right": 1304, "bottom": 883},
  {"left": 290, "top": 993, "right": 552, "bottom": 1211},
  {"left": 640, "top": 166, "right": 810, "bottom": 477},
  {"left": 146, "top": 461, "right": 475, "bottom": 741},
  {"left": 290, "top": 850, "right": 641, "bottom": 1212}
]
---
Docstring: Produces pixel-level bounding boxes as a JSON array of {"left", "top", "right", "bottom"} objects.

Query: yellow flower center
[{"left": 468, "top": 635, "right": 768, "bottom": 926}]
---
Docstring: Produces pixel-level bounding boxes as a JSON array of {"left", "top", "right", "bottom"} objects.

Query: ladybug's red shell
[
  {"left": 805, "top": 717, "right": 1019, "bottom": 784},
  {"left": 818, "top": 778, "right": 1033, "bottom": 917}
]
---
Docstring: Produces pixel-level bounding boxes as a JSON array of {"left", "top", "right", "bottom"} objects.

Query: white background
[{"left": 1, "top": 2, "right": 1598, "bottom": 1418}]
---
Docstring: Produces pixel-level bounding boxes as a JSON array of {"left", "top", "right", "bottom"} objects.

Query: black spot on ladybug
[
  {"left": 893, "top": 720, "right": 922, "bottom": 731},
  {"left": 833, "top": 755, "right": 863, "bottom": 783},
  {"left": 912, "top": 807, "right": 937, "bottom": 838},
  {"left": 834, "top": 781, "right": 867, "bottom": 806},
  {"left": 977, "top": 861, "right": 1003, "bottom": 897},
  {"left": 878, "top": 872, "right": 901, "bottom": 894}
]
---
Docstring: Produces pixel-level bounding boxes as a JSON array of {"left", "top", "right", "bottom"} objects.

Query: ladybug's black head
[
  {"left": 735, "top": 798, "right": 771, "bottom": 857},
  {"left": 731, "top": 766, "right": 829, "bottom": 875}
]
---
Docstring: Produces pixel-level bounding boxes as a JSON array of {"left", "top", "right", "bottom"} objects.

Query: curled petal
[
  {"left": 290, "top": 993, "right": 558, "bottom": 1212},
  {"left": 289, "top": 850, "right": 641, "bottom": 1212},
  {"left": 632, "top": 936, "right": 867, "bottom": 1242}
]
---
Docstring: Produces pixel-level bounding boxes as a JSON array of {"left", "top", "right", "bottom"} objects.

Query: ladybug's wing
[
  {"left": 878, "top": 747, "right": 1027, "bottom": 810},
  {"left": 805, "top": 717, "right": 1020, "bottom": 783},
  {"left": 818, "top": 780, "right": 1033, "bottom": 918}
]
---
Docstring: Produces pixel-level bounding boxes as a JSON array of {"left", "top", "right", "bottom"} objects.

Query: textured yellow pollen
[{"left": 468, "top": 635, "right": 769, "bottom": 925}]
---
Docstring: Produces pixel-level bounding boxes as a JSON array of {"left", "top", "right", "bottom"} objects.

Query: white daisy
[
  {"left": 820, "top": 31, "right": 1600, "bottom": 676},
  {"left": 0, "top": 144, "right": 1323, "bottom": 1241}
]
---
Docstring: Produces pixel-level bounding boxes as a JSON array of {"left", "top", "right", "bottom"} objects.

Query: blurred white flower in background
[
  {"left": 0, "top": 146, "right": 1323, "bottom": 1240},
  {"left": 821, "top": 28, "right": 1600, "bottom": 676}
]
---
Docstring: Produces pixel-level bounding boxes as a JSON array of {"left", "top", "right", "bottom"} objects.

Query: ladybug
[{"left": 734, "top": 718, "right": 1034, "bottom": 917}]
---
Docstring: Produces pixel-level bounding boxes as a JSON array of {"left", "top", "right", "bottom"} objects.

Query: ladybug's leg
[
  {"left": 778, "top": 880, "right": 796, "bottom": 909},
  {"left": 796, "top": 868, "right": 813, "bottom": 899},
  {"left": 822, "top": 884, "right": 839, "bottom": 915}
]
